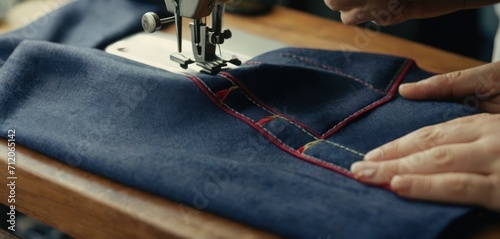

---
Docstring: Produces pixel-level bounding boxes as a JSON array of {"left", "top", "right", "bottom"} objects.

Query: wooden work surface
[{"left": 1, "top": 1, "right": 499, "bottom": 239}]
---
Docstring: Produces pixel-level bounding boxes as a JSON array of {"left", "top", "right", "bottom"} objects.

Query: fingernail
[
  {"left": 364, "top": 148, "right": 383, "bottom": 161},
  {"left": 391, "top": 175, "right": 410, "bottom": 193},
  {"left": 351, "top": 162, "right": 377, "bottom": 179}
]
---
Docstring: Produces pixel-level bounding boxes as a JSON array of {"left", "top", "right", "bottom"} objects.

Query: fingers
[
  {"left": 352, "top": 143, "right": 493, "bottom": 184},
  {"left": 324, "top": 0, "right": 364, "bottom": 12},
  {"left": 351, "top": 114, "right": 497, "bottom": 184},
  {"left": 339, "top": 10, "right": 372, "bottom": 25},
  {"left": 479, "top": 98, "right": 500, "bottom": 113},
  {"left": 323, "top": 1, "right": 374, "bottom": 25},
  {"left": 325, "top": 0, "right": 409, "bottom": 25},
  {"left": 351, "top": 113, "right": 500, "bottom": 182},
  {"left": 351, "top": 113, "right": 500, "bottom": 211},
  {"left": 399, "top": 62, "right": 500, "bottom": 101},
  {"left": 399, "top": 72, "right": 473, "bottom": 100},
  {"left": 364, "top": 116, "right": 480, "bottom": 161},
  {"left": 391, "top": 173, "right": 499, "bottom": 211}
]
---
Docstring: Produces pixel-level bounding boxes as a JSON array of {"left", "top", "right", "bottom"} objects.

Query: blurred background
[
  {"left": 226, "top": 0, "right": 499, "bottom": 62},
  {"left": 2, "top": 0, "right": 498, "bottom": 62}
]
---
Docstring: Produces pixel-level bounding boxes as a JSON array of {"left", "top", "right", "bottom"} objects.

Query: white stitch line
[
  {"left": 222, "top": 74, "right": 319, "bottom": 139},
  {"left": 322, "top": 140, "right": 365, "bottom": 157},
  {"left": 321, "top": 94, "right": 390, "bottom": 138},
  {"left": 219, "top": 74, "right": 275, "bottom": 117},
  {"left": 192, "top": 75, "right": 354, "bottom": 175},
  {"left": 219, "top": 73, "right": 319, "bottom": 140},
  {"left": 321, "top": 60, "right": 411, "bottom": 138},
  {"left": 258, "top": 53, "right": 411, "bottom": 139},
  {"left": 224, "top": 58, "right": 395, "bottom": 142},
  {"left": 281, "top": 53, "right": 386, "bottom": 95},
  {"left": 300, "top": 140, "right": 362, "bottom": 173}
]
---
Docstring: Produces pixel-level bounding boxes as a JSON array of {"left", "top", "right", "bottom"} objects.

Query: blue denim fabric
[
  {"left": 1, "top": 0, "right": 167, "bottom": 49},
  {"left": 0, "top": 1, "right": 487, "bottom": 238}
]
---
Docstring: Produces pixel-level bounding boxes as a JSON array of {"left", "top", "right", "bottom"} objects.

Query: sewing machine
[
  {"left": 141, "top": 0, "right": 241, "bottom": 74},
  {"left": 106, "top": 0, "right": 285, "bottom": 74}
]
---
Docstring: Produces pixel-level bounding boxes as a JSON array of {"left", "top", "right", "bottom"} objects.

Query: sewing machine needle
[
  {"left": 175, "top": 14, "right": 182, "bottom": 53},
  {"left": 172, "top": 1, "right": 182, "bottom": 53}
]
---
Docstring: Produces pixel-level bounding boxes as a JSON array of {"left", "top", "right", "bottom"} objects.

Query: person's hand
[
  {"left": 400, "top": 61, "right": 500, "bottom": 113},
  {"left": 350, "top": 61, "right": 500, "bottom": 212},
  {"left": 323, "top": 0, "right": 500, "bottom": 25},
  {"left": 351, "top": 114, "right": 500, "bottom": 211}
]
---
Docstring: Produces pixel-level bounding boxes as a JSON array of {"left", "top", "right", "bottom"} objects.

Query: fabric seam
[
  {"left": 320, "top": 59, "right": 414, "bottom": 139},
  {"left": 187, "top": 74, "right": 355, "bottom": 179},
  {"left": 219, "top": 72, "right": 321, "bottom": 139},
  {"left": 187, "top": 58, "right": 414, "bottom": 186}
]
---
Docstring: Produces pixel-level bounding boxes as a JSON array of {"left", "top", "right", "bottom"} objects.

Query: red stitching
[
  {"left": 256, "top": 115, "right": 279, "bottom": 126},
  {"left": 215, "top": 86, "right": 238, "bottom": 102},
  {"left": 296, "top": 146, "right": 306, "bottom": 154},
  {"left": 320, "top": 60, "right": 414, "bottom": 139},
  {"left": 187, "top": 74, "right": 356, "bottom": 180},
  {"left": 190, "top": 57, "right": 414, "bottom": 190},
  {"left": 219, "top": 58, "right": 413, "bottom": 140},
  {"left": 219, "top": 72, "right": 322, "bottom": 138}
]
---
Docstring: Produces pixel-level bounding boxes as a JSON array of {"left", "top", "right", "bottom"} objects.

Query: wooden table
[{"left": 1, "top": 1, "right": 498, "bottom": 238}]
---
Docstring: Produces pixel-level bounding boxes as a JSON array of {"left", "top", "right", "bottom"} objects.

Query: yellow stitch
[
  {"left": 299, "top": 140, "right": 322, "bottom": 154},
  {"left": 228, "top": 85, "right": 239, "bottom": 93}
]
